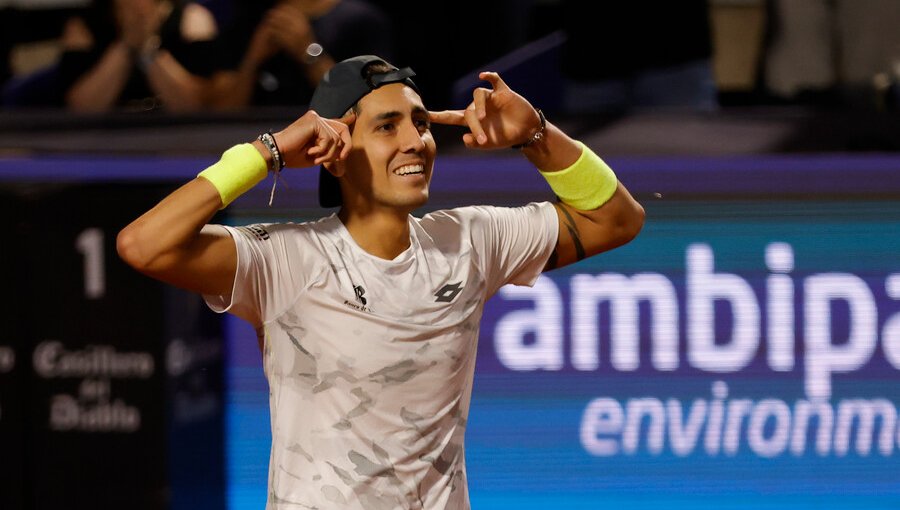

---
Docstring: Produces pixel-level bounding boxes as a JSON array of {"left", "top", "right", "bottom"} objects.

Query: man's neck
[{"left": 338, "top": 207, "right": 412, "bottom": 260}]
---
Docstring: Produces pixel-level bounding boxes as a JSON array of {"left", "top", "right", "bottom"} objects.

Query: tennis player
[{"left": 118, "top": 55, "right": 644, "bottom": 509}]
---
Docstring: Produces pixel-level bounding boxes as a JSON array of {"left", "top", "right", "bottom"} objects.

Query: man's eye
[
  {"left": 378, "top": 123, "right": 395, "bottom": 132},
  {"left": 415, "top": 119, "right": 431, "bottom": 130}
]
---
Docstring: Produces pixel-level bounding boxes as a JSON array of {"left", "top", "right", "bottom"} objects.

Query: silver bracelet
[
  {"left": 511, "top": 108, "right": 546, "bottom": 149},
  {"left": 257, "top": 131, "right": 285, "bottom": 172}
]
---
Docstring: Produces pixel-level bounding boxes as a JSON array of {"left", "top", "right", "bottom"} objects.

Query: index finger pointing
[
  {"left": 338, "top": 110, "right": 356, "bottom": 126},
  {"left": 428, "top": 109, "right": 467, "bottom": 126},
  {"left": 338, "top": 122, "right": 353, "bottom": 159},
  {"left": 324, "top": 115, "right": 354, "bottom": 159}
]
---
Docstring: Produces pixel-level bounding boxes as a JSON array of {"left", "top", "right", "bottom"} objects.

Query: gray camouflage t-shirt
[{"left": 205, "top": 202, "right": 558, "bottom": 509}]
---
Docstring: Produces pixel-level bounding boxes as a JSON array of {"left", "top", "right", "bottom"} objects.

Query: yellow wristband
[
  {"left": 538, "top": 141, "right": 618, "bottom": 210},
  {"left": 198, "top": 143, "right": 268, "bottom": 208}
]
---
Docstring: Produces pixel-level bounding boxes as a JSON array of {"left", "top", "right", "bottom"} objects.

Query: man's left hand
[{"left": 429, "top": 72, "right": 541, "bottom": 149}]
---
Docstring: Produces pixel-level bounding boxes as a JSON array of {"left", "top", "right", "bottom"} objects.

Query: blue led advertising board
[
  {"left": 219, "top": 153, "right": 900, "bottom": 510},
  {"left": 4, "top": 142, "right": 898, "bottom": 510}
]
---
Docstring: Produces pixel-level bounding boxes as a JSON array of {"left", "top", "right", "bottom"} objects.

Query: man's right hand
[{"left": 271, "top": 110, "right": 355, "bottom": 168}]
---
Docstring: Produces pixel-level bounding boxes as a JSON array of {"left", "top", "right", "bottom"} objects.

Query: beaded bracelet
[{"left": 257, "top": 131, "right": 285, "bottom": 172}]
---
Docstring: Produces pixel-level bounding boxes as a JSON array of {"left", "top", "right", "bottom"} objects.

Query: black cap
[{"left": 309, "top": 55, "right": 418, "bottom": 208}]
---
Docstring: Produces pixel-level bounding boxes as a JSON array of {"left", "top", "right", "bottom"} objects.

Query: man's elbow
[
  {"left": 618, "top": 202, "right": 645, "bottom": 245},
  {"left": 117, "top": 224, "right": 168, "bottom": 274},
  {"left": 116, "top": 225, "right": 146, "bottom": 271}
]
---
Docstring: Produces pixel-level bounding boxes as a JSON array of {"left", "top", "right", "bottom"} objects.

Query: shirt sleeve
[
  {"left": 202, "top": 223, "right": 314, "bottom": 325},
  {"left": 464, "top": 202, "right": 559, "bottom": 296}
]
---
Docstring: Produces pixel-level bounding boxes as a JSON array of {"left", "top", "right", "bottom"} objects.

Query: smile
[{"left": 393, "top": 164, "right": 425, "bottom": 176}]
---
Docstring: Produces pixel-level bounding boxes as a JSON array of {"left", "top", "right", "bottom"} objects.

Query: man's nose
[{"left": 399, "top": 121, "right": 426, "bottom": 152}]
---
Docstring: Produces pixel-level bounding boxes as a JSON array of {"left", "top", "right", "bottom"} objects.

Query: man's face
[{"left": 335, "top": 83, "right": 436, "bottom": 214}]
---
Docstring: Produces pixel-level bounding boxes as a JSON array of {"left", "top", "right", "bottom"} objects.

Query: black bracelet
[
  {"left": 511, "top": 108, "right": 546, "bottom": 149},
  {"left": 257, "top": 131, "right": 285, "bottom": 171},
  {"left": 268, "top": 130, "right": 285, "bottom": 168}
]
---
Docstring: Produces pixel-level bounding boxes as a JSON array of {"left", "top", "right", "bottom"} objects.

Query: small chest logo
[
  {"left": 434, "top": 281, "right": 464, "bottom": 303},
  {"left": 353, "top": 285, "right": 367, "bottom": 305}
]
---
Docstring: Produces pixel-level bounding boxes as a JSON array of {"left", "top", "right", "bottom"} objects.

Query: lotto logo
[{"left": 435, "top": 281, "right": 464, "bottom": 303}]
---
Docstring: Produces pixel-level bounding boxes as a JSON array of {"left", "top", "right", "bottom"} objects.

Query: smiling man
[{"left": 117, "top": 55, "right": 644, "bottom": 509}]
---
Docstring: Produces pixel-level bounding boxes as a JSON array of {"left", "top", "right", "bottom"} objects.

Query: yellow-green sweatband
[
  {"left": 197, "top": 143, "right": 268, "bottom": 208},
  {"left": 538, "top": 141, "right": 618, "bottom": 210}
]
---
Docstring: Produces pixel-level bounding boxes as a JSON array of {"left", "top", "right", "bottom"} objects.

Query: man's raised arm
[
  {"left": 116, "top": 110, "right": 354, "bottom": 296},
  {"left": 429, "top": 71, "right": 645, "bottom": 271},
  {"left": 520, "top": 116, "right": 645, "bottom": 271}
]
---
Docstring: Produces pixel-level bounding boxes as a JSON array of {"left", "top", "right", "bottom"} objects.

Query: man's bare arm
[
  {"left": 429, "top": 71, "right": 645, "bottom": 271},
  {"left": 117, "top": 176, "right": 237, "bottom": 296},
  {"left": 521, "top": 122, "right": 645, "bottom": 271},
  {"left": 117, "top": 110, "right": 355, "bottom": 297}
]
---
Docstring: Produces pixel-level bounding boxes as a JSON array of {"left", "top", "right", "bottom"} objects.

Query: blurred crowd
[
  {"left": 2, "top": 0, "right": 900, "bottom": 114},
  {"left": 1, "top": 0, "right": 399, "bottom": 112}
]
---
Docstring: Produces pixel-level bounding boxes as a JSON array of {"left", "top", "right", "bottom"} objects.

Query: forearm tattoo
[{"left": 545, "top": 202, "right": 585, "bottom": 270}]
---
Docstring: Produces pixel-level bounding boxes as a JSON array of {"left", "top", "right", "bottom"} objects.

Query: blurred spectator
[
  {"left": 762, "top": 0, "right": 840, "bottom": 105},
  {"left": 209, "top": 0, "right": 394, "bottom": 109},
  {"left": 558, "top": 0, "right": 718, "bottom": 114},
  {"left": 57, "top": 0, "right": 221, "bottom": 112},
  {"left": 1, "top": 3, "right": 82, "bottom": 108},
  {"left": 762, "top": 0, "right": 900, "bottom": 111},
  {"left": 706, "top": 0, "right": 768, "bottom": 107}
]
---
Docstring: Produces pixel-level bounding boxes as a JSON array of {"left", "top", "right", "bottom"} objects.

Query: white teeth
[{"left": 394, "top": 165, "right": 424, "bottom": 176}]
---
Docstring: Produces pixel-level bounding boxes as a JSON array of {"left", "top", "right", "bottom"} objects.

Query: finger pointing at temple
[{"left": 428, "top": 109, "right": 467, "bottom": 126}]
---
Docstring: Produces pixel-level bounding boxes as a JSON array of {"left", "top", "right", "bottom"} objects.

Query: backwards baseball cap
[{"left": 309, "top": 55, "right": 419, "bottom": 208}]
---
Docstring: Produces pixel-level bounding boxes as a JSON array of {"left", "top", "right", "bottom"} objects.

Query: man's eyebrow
[
  {"left": 371, "top": 111, "right": 402, "bottom": 123},
  {"left": 370, "top": 106, "right": 428, "bottom": 123}
]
